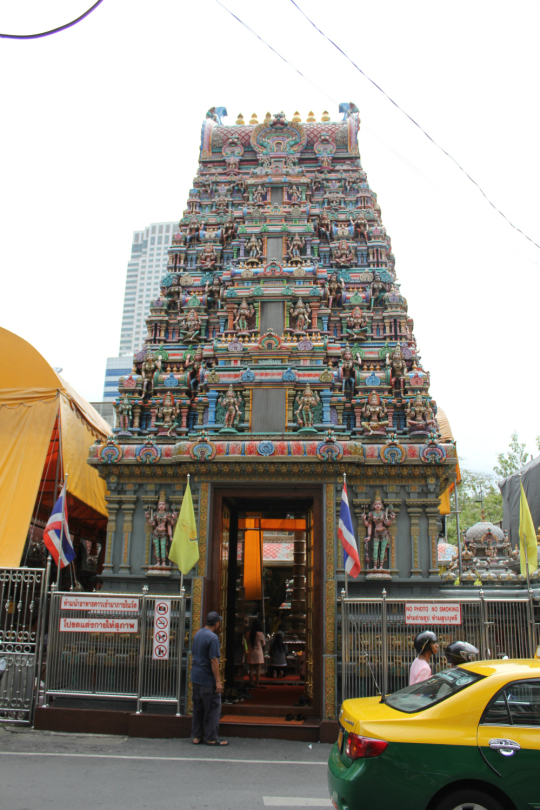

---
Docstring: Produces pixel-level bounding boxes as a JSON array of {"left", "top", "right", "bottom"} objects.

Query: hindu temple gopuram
[{"left": 88, "top": 104, "right": 461, "bottom": 719}]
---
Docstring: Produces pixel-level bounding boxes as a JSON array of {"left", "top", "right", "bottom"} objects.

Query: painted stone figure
[
  {"left": 185, "top": 346, "right": 205, "bottom": 395},
  {"left": 114, "top": 395, "right": 133, "bottom": 432},
  {"left": 289, "top": 297, "right": 311, "bottom": 333},
  {"left": 294, "top": 385, "right": 320, "bottom": 429},
  {"left": 361, "top": 391, "right": 389, "bottom": 435},
  {"left": 217, "top": 385, "right": 242, "bottom": 430},
  {"left": 234, "top": 298, "right": 254, "bottom": 333},
  {"left": 362, "top": 491, "right": 395, "bottom": 571},
  {"left": 246, "top": 234, "right": 262, "bottom": 261},
  {"left": 332, "top": 240, "right": 355, "bottom": 267},
  {"left": 141, "top": 352, "right": 161, "bottom": 397},
  {"left": 317, "top": 211, "right": 332, "bottom": 242},
  {"left": 406, "top": 394, "right": 437, "bottom": 433},
  {"left": 205, "top": 275, "right": 224, "bottom": 310},
  {"left": 339, "top": 345, "right": 362, "bottom": 395},
  {"left": 287, "top": 234, "right": 305, "bottom": 261},
  {"left": 145, "top": 493, "right": 178, "bottom": 568},
  {"left": 199, "top": 242, "right": 217, "bottom": 269},
  {"left": 370, "top": 272, "right": 386, "bottom": 308},
  {"left": 387, "top": 344, "right": 407, "bottom": 394},
  {"left": 179, "top": 309, "right": 202, "bottom": 343},
  {"left": 253, "top": 185, "right": 266, "bottom": 204},
  {"left": 346, "top": 306, "right": 369, "bottom": 340},
  {"left": 222, "top": 217, "right": 237, "bottom": 245},
  {"left": 157, "top": 392, "right": 179, "bottom": 434},
  {"left": 324, "top": 273, "right": 345, "bottom": 309}
]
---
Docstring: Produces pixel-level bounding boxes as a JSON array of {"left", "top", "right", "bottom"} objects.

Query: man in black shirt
[{"left": 191, "top": 611, "right": 229, "bottom": 746}]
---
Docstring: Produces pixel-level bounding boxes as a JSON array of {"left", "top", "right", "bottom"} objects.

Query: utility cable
[
  {"left": 0, "top": 0, "right": 103, "bottom": 40},
  {"left": 290, "top": 0, "right": 540, "bottom": 252}
]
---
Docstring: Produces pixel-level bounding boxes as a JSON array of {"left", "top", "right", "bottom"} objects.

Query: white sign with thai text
[
  {"left": 405, "top": 603, "right": 462, "bottom": 625},
  {"left": 59, "top": 618, "right": 138, "bottom": 633},
  {"left": 152, "top": 600, "right": 171, "bottom": 660},
  {"left": 60, "top": 596, "right": 139, "bottom": 612}
]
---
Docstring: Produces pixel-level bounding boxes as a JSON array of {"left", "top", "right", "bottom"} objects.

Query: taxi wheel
[{"left": 434, "top": 788, "right": 505, "bottom": 810}]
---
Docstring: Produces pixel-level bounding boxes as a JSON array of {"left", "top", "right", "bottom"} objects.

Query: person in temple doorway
[{"left": 191, "top": 611, "right": 229, "bottom": 746}]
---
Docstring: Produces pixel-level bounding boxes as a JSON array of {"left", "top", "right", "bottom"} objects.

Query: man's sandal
[
  {"left": 192, "top": 738, "right": 204, "bottom": 745},
  {"left": 204, "top": 738, "right": 229, "bottom": 746}
]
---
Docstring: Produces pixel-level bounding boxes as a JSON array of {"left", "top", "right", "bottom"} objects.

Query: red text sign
[{"left": 405, "top": 603, "right": 462, "bottom": 625}]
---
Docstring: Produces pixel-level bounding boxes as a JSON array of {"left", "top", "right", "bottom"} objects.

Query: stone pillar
[
  {"left": 310, "top": 302, "right": 320, "bottom": 330},
  {"left": 291, "top": 531, "right": 306, "bottom": 638},
  {"left": 406, "top": 502, "right": 423, "bottom": 578},
  {"left": 206, "top": 390, "right": 219, "bottom": 428},
  {"left": 102, "top": 498, "right": 119, "bottom": 574},
  {"left": 119, "top": 496, "right": 137, "bottom": 575},
  {"left": 425, "top": 504, "right": 442, "bottom": 578},
  {"left": 320, "top": 389, "right": 332, "bottom": 425}
]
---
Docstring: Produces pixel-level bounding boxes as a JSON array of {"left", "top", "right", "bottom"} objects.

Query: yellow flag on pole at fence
[
  {"left": 169, "top": 476, "right": 199, "bottom": 574},
  {"left": 519, "top": 481, "right": 537, "bottom": 578}
]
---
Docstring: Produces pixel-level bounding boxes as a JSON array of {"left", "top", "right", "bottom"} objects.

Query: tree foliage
[
  {"left": 493, "top": 431, "right": 530, "bottom": 479},
  {"left": 446, "top": 468, "right": 503, "bottom": 545}
]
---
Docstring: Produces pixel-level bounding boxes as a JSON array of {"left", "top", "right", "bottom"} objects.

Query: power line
[
  {"left": 289, "top": 0, "right": 540, "bottom": 252},
  {"left": 0, "top": 0, "right": 103, "bottom": 40}
]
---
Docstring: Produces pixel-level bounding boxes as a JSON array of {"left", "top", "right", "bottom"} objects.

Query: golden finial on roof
[
  {"left": 321, "top": 110, "right": 331, "bottom": 122},
  {"left": 306, "top": 111, "right": 316, "bottom": 122},
  {"left": 249, "top": 113, "right": 259, "bottom": 125},
  {"left": 292, "top": 111, "right": 302, "bottom": 122},
  {"left": 264, "top": 111, "right": 272, "bottom": 123},
  {"left": 235, "top": 113, "right": 245, "bottom": 125}
]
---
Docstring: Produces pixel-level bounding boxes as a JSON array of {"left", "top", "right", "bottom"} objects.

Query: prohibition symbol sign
[
  {"left": 154, "top": 645, "right": 168, "bottom": 658},
  {"left": 155, "top": 630, "right": 168, "bottom": 644},
  {"left": 156, "top": 602, "right": 168, "bottom": 615},
  {"left": 156, "top": 615, "right": 169, "bottom": 630},
  {"left": 152, "top": 598, "right": 171, "bottom": 661}
]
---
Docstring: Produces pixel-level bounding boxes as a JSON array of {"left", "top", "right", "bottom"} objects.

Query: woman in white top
[{"left": 246, "top": 619, "right": 266, "bottom": 688}]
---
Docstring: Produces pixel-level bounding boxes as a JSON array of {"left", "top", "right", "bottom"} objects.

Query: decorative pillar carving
[
  {"left": 406, "top": 502, "right": 423, "bottom": 578},
  {"left": 102, "top": 498, "right": 119, "bottom": 573},
  {"left": 291, "top": 530, "right": 306, "bottom": 638},
  {"left": 425, "top": 504, "right": 442, "bottom": 578},
  {"left": 119, "top": 496, "right": 137, "bottom": 574}
]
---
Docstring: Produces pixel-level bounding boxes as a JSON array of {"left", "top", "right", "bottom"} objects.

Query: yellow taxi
[{"left": 328, "top": 660, "right": 540, "bottom": 810}]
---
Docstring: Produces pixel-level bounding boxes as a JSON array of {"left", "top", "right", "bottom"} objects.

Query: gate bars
[
  {"left": 0, "top": 565, "right": 50, "bottom": 724},
  {"left": 44, "top": 590, "right": 187, "bottom": 714},
  {"left": 341, "top": 590, "right": 539, "bottom": 702}
]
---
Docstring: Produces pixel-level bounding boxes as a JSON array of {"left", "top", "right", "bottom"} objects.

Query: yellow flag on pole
[
  {"left": 169, "top": 477, "right": 199, "bottom": 574},
  {"left": 519, "top": 481, "right": 537, "bottom": 578}
]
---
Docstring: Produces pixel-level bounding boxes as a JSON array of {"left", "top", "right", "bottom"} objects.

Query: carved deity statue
[
  {"left": 114, "top": 395, "right": 133, "bottom": 432},
  {"left": 157, "top": 392, "right": 179, "bottom": 435},
  {"left": 205, "top": 275, "right": 224, "bottom": 310},
  {"left": 289, "top": 297, "right": 311, "bottom": 333},
  {"left": 217, "top": 385, "right": 243, "bottom": 430},
  {"left": 386, "top": 344, "right": 407, "bottom": 394},
  {"left": 222, "top": 216, "right": 237, "bottom": 245},
  {"left": 234, "top": 298, "right": 254, "bottom": 333},
  {"left": 362, "top": 491, "right": 396, "bottom": 571},
  {"left": 349, "top": 212, "right": 368, "bottom": 242},
  {"left": 370, "top": 272, "right": 386, "bottom": 308},
  {"left": 199, "top": 242, "right": 217, "bottom": 269},
  {"left": 346, "top": 306, "right": 369, "bottom": 340},
  {"left": 246, "top": 234, "right": 262, "bottom": 260},
  {"left": 145, "top": 492, "right": 178, "bottom": 568},
  {"left": 339, "top": 345, "right": 362, "bottom": 395},
  {"left": 332, "top": 239, "right": 355, "bottom": 267},
  {"left": 317, "top": 211, "right": 332, "bottom": 242},
  {"left": 287, "top": 234, "right": 305, "bottom": 261},
  {"left": 288, "top": 185, "right": 300, "bottom": 202},
  {"left": 186, "top": 218, "right": 200, "bottom": 246},
  {"left": 185, "top": 346, "right": 205, "bottom": 395},
  {"left": 294, "top": 385, "right": 320, "bottom": 429},
  {"left": 141, "top": 352, "right": 162, "bottom": 397},
  {"left": 253, "top": 185, "right": 266, "bottom": 204},
  {"left": 179, "top": 308, "right": 202, "bottom": 343},
  {"left": 324, "top": 273, "right": 345, "bottom": 309},
  {"left": 360, "top": 391, "right": 389, "bottom": 435},
  {"left": 406, "top": 395, "right": 437, "bottom": 433}
]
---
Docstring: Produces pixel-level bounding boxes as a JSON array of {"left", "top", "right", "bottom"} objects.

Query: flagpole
[
  {"left": 56, "top": 410, "right": 65, "bottom": 590},
  {"left": 56, "top": 472, "right": 68, "bottom": 591},
  {"left": 343, "top": 473, "right": 349, "bottom": 598},
  {"left": 519, "top": 473, "right": 532, "bottom": 593}
]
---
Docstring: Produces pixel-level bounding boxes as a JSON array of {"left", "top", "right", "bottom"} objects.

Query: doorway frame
[{"left": 205, "top": 484, "right": 325, "bottom": 718}]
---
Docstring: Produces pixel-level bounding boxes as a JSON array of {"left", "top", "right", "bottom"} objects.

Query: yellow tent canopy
[{"left": 0, "top": 326, "right": 110, "bottom": 567}]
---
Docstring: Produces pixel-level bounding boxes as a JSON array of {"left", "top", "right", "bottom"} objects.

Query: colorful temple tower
[{"left": 89, "top": 105, "right": 459, "bottom": 719}]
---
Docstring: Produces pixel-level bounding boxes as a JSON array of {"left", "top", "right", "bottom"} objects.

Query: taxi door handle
[{"left": 489, "top": 739, "right": 521, "bottom": 757}]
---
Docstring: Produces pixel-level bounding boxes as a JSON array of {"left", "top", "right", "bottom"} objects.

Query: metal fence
[
  {"left": 0, "top": 567, "right": 49, "bottom": 724},
  {"left": 44, "top": 591, "right": 187, "bottom": 713},
  {"left": 341, "top": 592, "right": 539, "bottom": 702}
]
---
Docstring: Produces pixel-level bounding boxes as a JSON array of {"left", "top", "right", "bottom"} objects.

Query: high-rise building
[
  {"left": 119, "top": 221, "right": 178, "bottom": 354},
  {"left": 101, "top": 221, "right": 177, "bottom": 402}
]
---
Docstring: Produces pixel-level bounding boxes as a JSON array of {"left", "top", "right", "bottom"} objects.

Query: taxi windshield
[{"left": 385, "top": 668, "right": 484, "bottom": 713}]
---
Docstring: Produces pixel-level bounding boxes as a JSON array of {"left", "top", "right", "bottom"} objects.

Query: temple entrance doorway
[{"left": 208, "top": 487, "right": 323, "bottom": 733}]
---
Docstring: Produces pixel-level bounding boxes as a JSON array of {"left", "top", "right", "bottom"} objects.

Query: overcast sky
[{"left": 0, "top": 0, "right": 538, "bottom": 474}]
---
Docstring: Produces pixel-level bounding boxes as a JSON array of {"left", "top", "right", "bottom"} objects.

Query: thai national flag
[
  {"left": 338, "top": 480, "right": 361, "bottom": 578},
  {"left": 43, "top": 482, "right": 75, "bottom": 569}
]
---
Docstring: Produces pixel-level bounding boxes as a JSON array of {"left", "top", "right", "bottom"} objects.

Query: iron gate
[
  {"left": 44, "top": 590, "right": 187, "bottom": 713},
  {"left": 341, "top": 592, "right": 538, "bottom": 702},
  {"left": 0, "top": 567, "right": 49, "bottom": 724}
]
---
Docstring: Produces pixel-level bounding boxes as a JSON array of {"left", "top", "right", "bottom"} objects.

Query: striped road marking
[
  {"left": 263, "top": 800, "right": 332, "bottom": 807},
  {"left": 0, "top": 751, "right": 327, "bottom": 765}
]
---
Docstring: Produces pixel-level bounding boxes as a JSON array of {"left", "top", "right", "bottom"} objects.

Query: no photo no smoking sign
[
  {"left": 405, "top": 602, "right": 462, "bottom": 625},
  {"left": 152, "top": 600, "right": 171, "bottom": 660}
]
